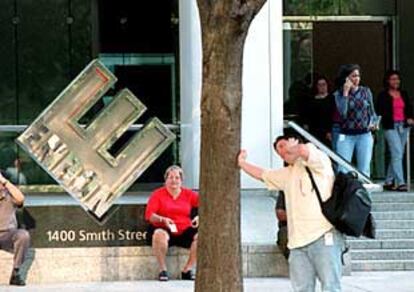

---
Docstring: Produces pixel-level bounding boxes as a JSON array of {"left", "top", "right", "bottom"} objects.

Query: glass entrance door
[{"left": 283, "top": 17, "right": 393, "bottom": 180}]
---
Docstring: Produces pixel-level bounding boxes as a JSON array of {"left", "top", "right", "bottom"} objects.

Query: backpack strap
[{"left": 305, "top": 167, "right": 324, "bottom": 206}]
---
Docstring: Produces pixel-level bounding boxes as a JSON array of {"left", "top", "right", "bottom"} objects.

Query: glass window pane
[
  {"left": 284, "top": 0, "right": 396, "bottom": 16},
  {"left": 70, "top": 0, "right": 93, "bottom": 75},
  {"left": 339, "top": 0, "right": 395, "bottom": 16},
  {"left": 284, "top": 0, "right": 341, "bottom": 16},
  {"left": 17, "top": 0, "right": 71, "bottom": 124},
  {"left": 0, "top": 133, "right": 18, "bottom": 170},
  {"left": 0, "top": 0, "right": 17, "bottom": 124},
  {"left": 307, "top": 0, "right": 340, "bottom": 15},
  {"left": 114, "top": 65, "right": 174, "bottom": 123},
  {"left": 283, "top": 23, "right": 313, "bottom": 123},
  {"left": 0, "top": 132, "right": 55, "bottom": 185},
  {"left": 98, "top": 0, "right": 175, "bottom": 53},
  {"left": 283, "top": 0, "right": 310, "bottom": 15}
]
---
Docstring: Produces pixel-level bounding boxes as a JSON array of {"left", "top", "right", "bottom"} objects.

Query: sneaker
[
  {"left": 9, "top": 273, "right": 25, "bottom": 286},
  {"left": 383, "top": 182, "right": 395, "bottom": 191},
  {"left": 181, "top": 270, "right": 194, "bottom": 280},
  {"left": 159, "top": 270, "right": 169, "bottom": 281}
]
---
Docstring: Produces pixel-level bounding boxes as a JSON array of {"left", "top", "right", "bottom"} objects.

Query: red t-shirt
[
  {"left": 145, "top": 187, "right": 199, "bottom": 235},
  {"left": 393, "top": 96, "right": 405, "bottom": 122}
]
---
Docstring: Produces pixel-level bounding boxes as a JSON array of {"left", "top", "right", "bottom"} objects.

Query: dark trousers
[
  {"left": 277, "top": 225, "right": 290, "bottom": 259},
  {"left": 0, "top": 229, "right": 30, "bottom": 269}
]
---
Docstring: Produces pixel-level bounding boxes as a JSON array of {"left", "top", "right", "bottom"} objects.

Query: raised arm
[
  {"left": 237, "top": 150, "right": 265, "bottom": 181},
  {"left": 0, "top": 174, "right": 25, "bottom": 206},
  {"left": 286, "top": 139, "right": 310, "bottom": 162}
]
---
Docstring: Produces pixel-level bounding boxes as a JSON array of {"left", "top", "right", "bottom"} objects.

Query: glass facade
[
  {"left": 0, "top": 0, "right": 180, "bottom": 187},
  {"left": 2, "top": 0, "right": 411, "bottom": 187}
]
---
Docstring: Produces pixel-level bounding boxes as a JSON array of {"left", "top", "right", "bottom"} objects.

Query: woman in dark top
[
  {"left": 303, "top": 76, "right": 335, "bottom": 147},
  {"left": 377, "top": 70, "right": 414, "bottom": 191}
]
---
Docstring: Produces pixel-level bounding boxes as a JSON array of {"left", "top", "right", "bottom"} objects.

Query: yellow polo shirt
[{"left": 262, "top": 143, "right": 334, "bottom": 249}]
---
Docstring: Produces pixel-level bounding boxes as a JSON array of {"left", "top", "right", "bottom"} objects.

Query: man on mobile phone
[{"left": 238, "top": 134, "right": 345, "bottom": 292}]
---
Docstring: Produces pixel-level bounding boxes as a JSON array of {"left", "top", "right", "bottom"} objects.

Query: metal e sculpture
[{"left": 17, "top": 60, "right": 175, "bottom": 221}]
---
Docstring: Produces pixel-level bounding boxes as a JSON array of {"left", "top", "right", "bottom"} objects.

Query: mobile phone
[{"left": 168, "top": 222, "right": 178, "bottom": 233}]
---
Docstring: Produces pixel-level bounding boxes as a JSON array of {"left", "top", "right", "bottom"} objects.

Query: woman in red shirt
[
  {"left": 145, "top": 165, "right": 199, "bottom": 281},
  {"left": 377, "top": 70, "right": 414, "bottom": 191}
]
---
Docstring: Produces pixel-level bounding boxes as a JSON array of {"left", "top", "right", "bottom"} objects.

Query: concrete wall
[
  {"left": 241, "top": 0, "right": 284, "bottom": 188},
  {"left": 179, "top": 0, "right": 202, "bottom": 189},
  {"left": 0, "top": 246, "right": 289, "bottom": 283}
]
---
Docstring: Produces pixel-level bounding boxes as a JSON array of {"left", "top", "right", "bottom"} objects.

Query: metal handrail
[{"left": 285, "top": 120, "right": 382, "bottom": 192}]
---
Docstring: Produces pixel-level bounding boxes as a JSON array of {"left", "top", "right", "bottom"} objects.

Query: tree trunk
[{"left": 195, "top": 1, "right": 266, "bottom": 292}]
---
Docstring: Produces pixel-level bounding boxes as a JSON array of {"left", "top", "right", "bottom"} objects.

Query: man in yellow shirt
[{"left": 238, "top": 134, "right": 344, "bottom": 292}]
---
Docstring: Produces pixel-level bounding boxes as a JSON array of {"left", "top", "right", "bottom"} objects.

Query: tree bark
[{"left": 195, "top": 1, "right": 266, "bottom": 291}]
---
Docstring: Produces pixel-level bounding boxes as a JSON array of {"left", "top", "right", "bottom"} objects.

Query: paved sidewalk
[{"left": 1, "top": 272, "right": 414, "bottom": 292}]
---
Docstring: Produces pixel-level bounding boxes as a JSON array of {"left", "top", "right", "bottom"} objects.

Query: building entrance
[{"left": 283, "top": 16, "right": 393, "bottom": 179}]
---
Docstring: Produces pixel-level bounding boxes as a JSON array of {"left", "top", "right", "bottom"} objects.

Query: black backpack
[{"left": 305, "top": 168, "right": 374, "bottom": 238}]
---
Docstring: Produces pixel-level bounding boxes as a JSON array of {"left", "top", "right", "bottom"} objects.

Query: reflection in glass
[
  {"left": 283, "top": 23, "right": 313, "bottom": 123},
  {"left": 283, "top": 0, "right": 395, "bottom": 16}
]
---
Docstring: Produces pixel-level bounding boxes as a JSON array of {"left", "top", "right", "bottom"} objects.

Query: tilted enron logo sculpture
[{"left": 17, "top": 60, "right": 175, "bottom": 222}]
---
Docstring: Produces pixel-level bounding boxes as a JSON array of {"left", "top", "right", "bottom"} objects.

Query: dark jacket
[{"left": 376, "top": 89, "right": 414, "bottom": 129}]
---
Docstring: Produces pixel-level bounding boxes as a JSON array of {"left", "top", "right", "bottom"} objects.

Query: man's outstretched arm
[{"left": 237, "top": 150, "right": 265, "bottom": 181}]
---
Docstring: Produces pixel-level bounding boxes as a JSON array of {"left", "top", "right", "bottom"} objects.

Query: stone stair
[{"left": 349, "top": 191, "right": 414, "bottom": 271}]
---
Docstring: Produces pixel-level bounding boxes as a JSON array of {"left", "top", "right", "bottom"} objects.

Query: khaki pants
[{"left": 0, "top": 229, "right": 30, "bottom": 269}]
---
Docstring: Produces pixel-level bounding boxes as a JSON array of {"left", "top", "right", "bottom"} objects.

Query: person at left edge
[{"left": 0, "top": 170, "right": 30, "bottom": 286}]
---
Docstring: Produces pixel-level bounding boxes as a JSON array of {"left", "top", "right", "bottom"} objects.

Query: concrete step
[
  {"left": 371, "top": 193, "right": 414, "bottom": 203},
  {"left": 351, "top": 249, "right": 414, "bottom": 260},
  {"left": 348, "top": 239, "right": 414, "bottom": 250},
  {"left": 375, "top": 220, "right": 414, "bottom": 229},
  {"left": 352, "top": 259, "right": 414, "bottom": 271},
  {"left": 374, "top": 229, "right": 414, "bottom": 239},
  {"left": 371, "top": 203, "right": 414, "bottom": 212},
  {"left": 372, "top": 211, "right": 414, "bottom": 220}
]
